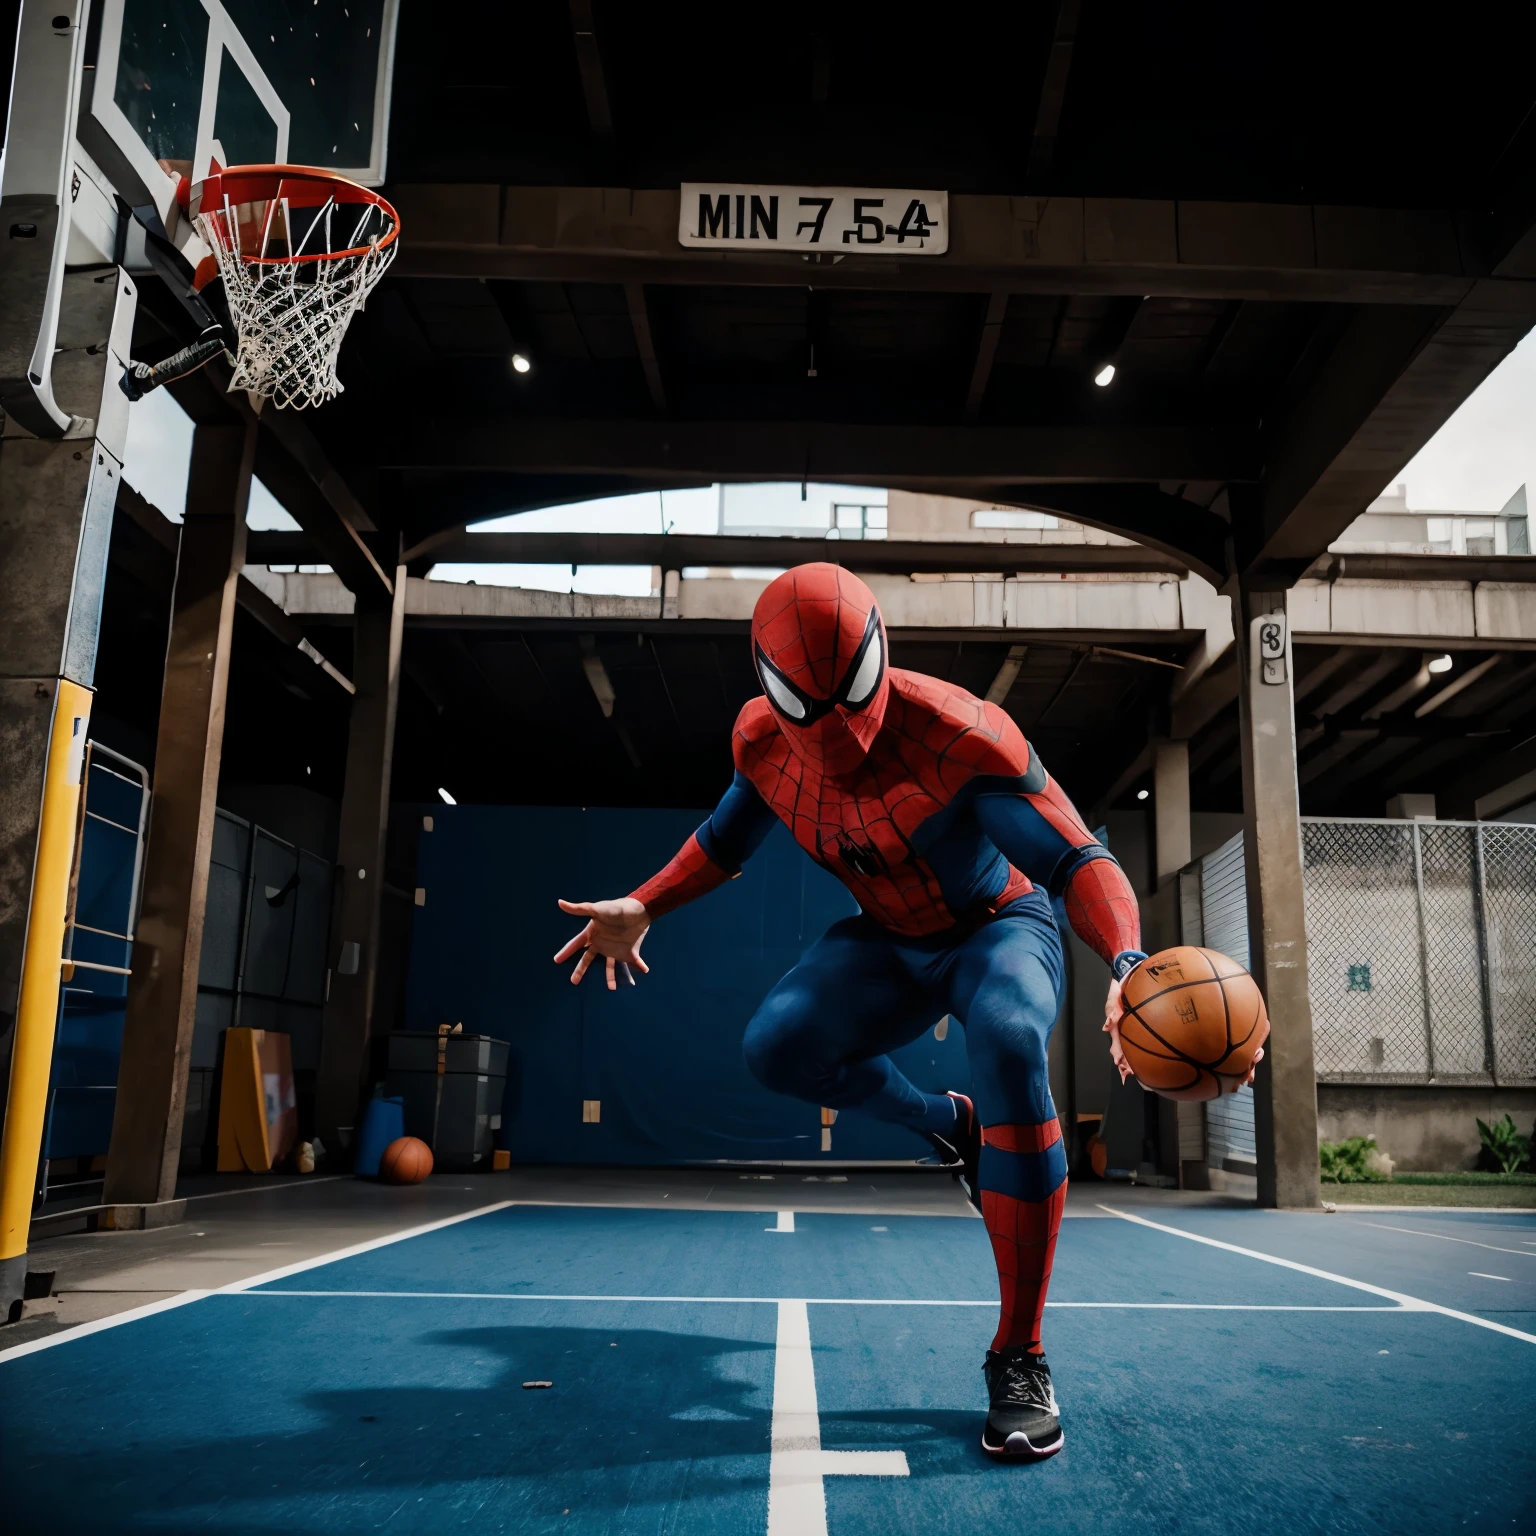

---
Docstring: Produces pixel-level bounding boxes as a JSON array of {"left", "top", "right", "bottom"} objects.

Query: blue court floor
[{"left": 2, "top": 1196, "right": 1533, "bottom": 1534}]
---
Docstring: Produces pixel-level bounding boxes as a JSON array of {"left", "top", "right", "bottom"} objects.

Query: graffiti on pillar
[{"left": 1258, "top": 613, "right": 1288, "bottom": 685}]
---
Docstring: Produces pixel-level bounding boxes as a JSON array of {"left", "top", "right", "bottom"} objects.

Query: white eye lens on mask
[
  {"left": 760, "top": 661, "right": 808, "bottom": 720},
  {"left": 844, "top": 626, "right": 883, "bottom": 708}
]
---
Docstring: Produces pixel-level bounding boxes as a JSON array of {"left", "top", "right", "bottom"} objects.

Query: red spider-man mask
[{"left": 751, "top": 564, "right": 889, "bottom": 773}]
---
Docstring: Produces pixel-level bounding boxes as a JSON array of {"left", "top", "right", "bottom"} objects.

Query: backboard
[
  {"left": 0, "top": 1, "right": 400, "bottom": 433},
  {"left": 78, "top": 0, "right": 399, "bottom": 239}
]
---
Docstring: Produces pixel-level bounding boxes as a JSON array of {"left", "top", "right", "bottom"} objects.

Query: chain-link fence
[{"left": 1301, "top": 818, "right": 1536, "bottom": 1085}]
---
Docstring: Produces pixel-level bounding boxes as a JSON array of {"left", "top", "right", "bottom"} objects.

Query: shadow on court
[{"left": 2, "top": 1322, "right": 782, "bottom": 1535}]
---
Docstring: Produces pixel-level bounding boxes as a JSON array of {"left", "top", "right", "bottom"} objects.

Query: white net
[{"left": 194, "top": 178, "right": 398, "bottom": 411}]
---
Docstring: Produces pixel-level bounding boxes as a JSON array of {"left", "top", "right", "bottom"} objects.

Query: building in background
[{"left": 1334, "top": 483, "right": 1530, "bottom": 555}]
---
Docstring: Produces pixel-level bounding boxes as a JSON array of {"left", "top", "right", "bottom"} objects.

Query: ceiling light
[
  {"left": 438, "top": 787, "right": 457, "bottom": 805},
  {"left": 1136, "top": 788, "right": 1149, "bottom": 801},
  {"left": 1093, "top": 362, "right": 1116, "bottom": 387},
  {"left": 1427, "top": 654, "right": 1453, "bottom": 674},
  {"left": 511, "top": 353, "right": 532, "bottom": 374}
]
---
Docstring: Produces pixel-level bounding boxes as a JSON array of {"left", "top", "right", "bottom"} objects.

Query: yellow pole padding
[{"left": 0, "top": 679, "right": 92, "bottom": 1263}]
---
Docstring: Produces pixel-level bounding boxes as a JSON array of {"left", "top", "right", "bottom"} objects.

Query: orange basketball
[
  {"left": 1117, "top": 946, "right": 1269, "bottom": 1102},
  {"left": 378, "top": 1135, "right": 433, "bottom": 1184}
]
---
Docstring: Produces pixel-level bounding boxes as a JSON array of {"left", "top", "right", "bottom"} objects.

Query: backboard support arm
[{"left": 0, "top": 2, "right": 92, "bottom": 438}]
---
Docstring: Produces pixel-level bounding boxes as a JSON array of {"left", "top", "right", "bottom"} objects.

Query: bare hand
[
  {"left": 1238, "top": 1046, "right": 1265, "bottom": 1088},
  {"left": 554, "top": 897, "right": 651, "bottom": 991},
  {"left": 1103, "top": 972, "right": 1267, "bottom": 1089},
  {"left": 1102, "top": 975, "right": 1132, "bottom": 1084}
]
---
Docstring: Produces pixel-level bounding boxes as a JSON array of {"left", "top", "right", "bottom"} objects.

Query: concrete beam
[
  {"left": 984, "top": 644, "right": 1029, "bottom": 704},
  {"left": 379, "top": 530, "right": 1190, "bottom": 575},
  {"left": 1153, "top": 739, "right": 1192, "bottom": 884},
  {"left": 114, "top": 486, "right": 353, "bottom": 694},
  {"left": 1243, "top": 277, "right": 1536, "bottom": 582},
  {"left": 252, "top": 430, "right": 393, "bottom": 602},
  {"left": 963, "top": 292, "right": 1008, "bottom": 421},
  {"left": 160, "top": 354, "right": 391, "bottom": 603},
  {"left": 1026, "top": 0, "right": 1082, "bottom": 182},
  {"left": 568, "top": 0, "right": 614, "bottom": 140},
  {"left": 104, "top": 421, "right": 256, "bottom": 1207},
  {"left": 392, "top": 187, "right": 1476, "bottom": 305},
  {"left": 315, "top": 569, "right": 409, "bottom": 1155},
  {"left": 1306, "top": 552, "right": 1536, "bottom": 584},
  {"left": 1287, "top": 575, "right": 1536, "bottom": 647},
  {"left": 624, "top": 283, "right": 667, "bottom": 412},
  {"left": 385, "top": 419, "right": 1256, "bottom": 486}
]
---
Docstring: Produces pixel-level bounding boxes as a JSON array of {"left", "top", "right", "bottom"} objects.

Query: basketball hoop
[{"left": 187, "top": 164, "right": 401, "bottom": 411}]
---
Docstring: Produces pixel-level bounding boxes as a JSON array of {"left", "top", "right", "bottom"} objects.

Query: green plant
[
  {"left": 1318, "top": 1136, "right": 1387, "bottom": 1183},
  {"left": 1476, "top": 1114, "right": 1531, "bottom": 1176}
]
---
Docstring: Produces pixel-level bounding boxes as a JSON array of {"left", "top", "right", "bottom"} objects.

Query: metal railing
[{"left": 1301, "top": 818, "right": 1536, "bottom": 1086}]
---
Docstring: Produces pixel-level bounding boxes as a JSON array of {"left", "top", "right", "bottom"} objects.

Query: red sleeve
[
  {"left": 1063, "top": 856, "right": 1142, "bottom": 969},
  {"left": 628, "top": 832, "right": 733, "bottom": 918}
]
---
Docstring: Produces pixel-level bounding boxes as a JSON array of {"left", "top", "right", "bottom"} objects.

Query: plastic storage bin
[{"left": 385, "top": 1032, "right": 508, "bottom": 1171}]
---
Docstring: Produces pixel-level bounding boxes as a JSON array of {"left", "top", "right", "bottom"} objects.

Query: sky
[
  {"left": 122, "top": 385, "right": 294, "bottom": 529},
  {"left": 117, "top": 330, "right": 1535, "bottom": 590},
  {"left": 1386, "top": 326, "right": 1536, "bottom": 512},
  {"left": 429, "top": 482, "right": 884, "bottom": 594}
]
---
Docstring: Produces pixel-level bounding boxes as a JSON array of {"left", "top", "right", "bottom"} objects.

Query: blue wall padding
[{"left": 404, "top": 806, "right": 974, "bottom": 1165}]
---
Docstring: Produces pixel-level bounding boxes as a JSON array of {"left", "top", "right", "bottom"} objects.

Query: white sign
[
  {"left": 1257, "top": 612, "right": 1288, "bottom": 686},
  {"left": 678, "top": 184, "right": 948, "bottom": 254}
]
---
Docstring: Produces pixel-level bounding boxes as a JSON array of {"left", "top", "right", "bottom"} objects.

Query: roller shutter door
[{"left": 1198, "top": 834, "right": 1257, "bottom": 1170}]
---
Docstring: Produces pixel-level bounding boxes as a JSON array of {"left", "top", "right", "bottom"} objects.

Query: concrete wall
[
  {"left": 218, "top": 784, "right": 340, "bottom": 862},
  {"left": 1287, "top": 577, "right": 1536, "bottom": 642},
  {"left": 885, "top": 491, "right": 1135, "bottom": 545},
  {"left": 1317, "top": 1083, "right": 1536, "bottom": 1171}
]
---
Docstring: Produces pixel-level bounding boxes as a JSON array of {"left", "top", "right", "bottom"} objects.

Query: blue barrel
[{"left": 354, "top": 1095, "right": 405, "bottom": 1177}]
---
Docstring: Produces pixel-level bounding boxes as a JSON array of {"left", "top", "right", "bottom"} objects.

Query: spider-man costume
[{"left": 629, "top": 565, "right": 1144, "bottom": 1378}]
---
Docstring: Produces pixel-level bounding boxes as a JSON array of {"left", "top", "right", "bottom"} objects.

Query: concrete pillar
[
  {"left": 1236, "top": 591, "right": 1321, "bottom": 1210},
  {"left": 103, "top": 422, "right": 255, "bottom": 1212},
  {"left": 0, "top": 269, "right": 135, "bottom": 1317},
  {"left": 315, "top": 570, "right": 408, "bottom": 1154},
  {"left": 1152, "top": 738, "right": 1191, "bottom": 885}
]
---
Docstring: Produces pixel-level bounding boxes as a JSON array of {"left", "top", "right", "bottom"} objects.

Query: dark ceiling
[
  {"left": 121, "top": 0, "right": 1536, "bottom": 589},
  {"left": 96, "top": 3, "right": 1536, "bottom": 829},
  {"left": 386, "top": 2, "right": 1535, "bottom": 206},
  {"left": 381, "top": 625, "right": 1187, "bottom": 812},
  {"left": 1180, "top": 643, "right": 1536, "bottom": 820}
]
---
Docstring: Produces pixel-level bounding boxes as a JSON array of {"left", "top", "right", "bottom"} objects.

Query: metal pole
[
  {"left": 1410, "top": 822, "right": 1436, "bottom": 1080},
  {"left": 1471, "top": 822, "right": 1499, "bottom": 1085},
  {"left": 231, "top": 821, "right": 258, "bottom": 1034}
]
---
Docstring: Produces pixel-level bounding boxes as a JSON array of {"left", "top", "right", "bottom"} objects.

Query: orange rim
[{"left": 188, "top": 163, "right": 401, "bottom": 267}]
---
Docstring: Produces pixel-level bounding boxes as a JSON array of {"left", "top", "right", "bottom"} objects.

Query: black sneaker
[
  {"left": 924, "top": 1091, "right": 981, "bottom": 1212},
  {"left": 981, "top": 1347, "right": 1064, "bottom": 1460}
]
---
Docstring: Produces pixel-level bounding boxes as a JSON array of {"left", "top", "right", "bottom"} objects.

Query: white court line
[
  {"left": 27, "top": 1176, "right": 351, "bottom": 1230},
  {"left": 236, "top": 1289, "right": 1405, "bottom": 1311},
  {"left": 1100, "top": 1204, "right": 1536, "bottom": 1347},
  {"left": 768, "top": 1299, "right": 907, "bottom": 1536},
  {"left": 0, "top": 1200, "right": 515, "bottom": 1365},
  {"left": 210, "top": 1201, "right": 517, "bottom": 1293},
  {"left": 0, "top": 1290, "right": 214, "bottom": 1364},
  {"left": 768, "top": 1211, "right": 796, "bottom": 1233},
  {"left": 1469, "top": 1272, "right": 1511, "bottom": 1282},
  {"left": 1356, "top": 1220, "right": 1536, "bottom": 1259}
]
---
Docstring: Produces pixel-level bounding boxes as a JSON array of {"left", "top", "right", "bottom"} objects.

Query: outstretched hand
[
  {"left": 1102, "top": 971, "right": 1265, "bottom": 1089},
  {"left": 554, "top": 897, "right": 652, "bottom": 990}
]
